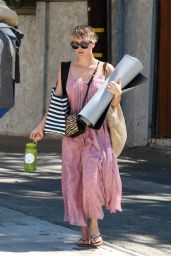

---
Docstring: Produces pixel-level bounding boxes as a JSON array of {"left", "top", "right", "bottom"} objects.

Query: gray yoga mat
[{"left": 78, "top": 55, "right": 145, "bottom": 127}]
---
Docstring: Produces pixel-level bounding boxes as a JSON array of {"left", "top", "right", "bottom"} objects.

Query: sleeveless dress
[{"left": 61, "top": 64, "right": 122, "bottom": 226}]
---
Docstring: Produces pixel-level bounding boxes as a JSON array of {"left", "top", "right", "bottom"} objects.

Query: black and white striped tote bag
[{"left": 44, "top": 87, "right": 70, "bottom": 135}]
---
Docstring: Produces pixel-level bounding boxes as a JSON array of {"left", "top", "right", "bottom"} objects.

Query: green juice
[{"left": 24, "top": 142, "right": 37, "bottom": 172}]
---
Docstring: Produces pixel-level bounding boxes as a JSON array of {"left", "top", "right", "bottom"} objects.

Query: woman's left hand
[
  {"left": 107, "top": 78, "right": 123, "bottom": 107},
  {"left": 107, "top": 78, "right": 122, "bottom": 96}
]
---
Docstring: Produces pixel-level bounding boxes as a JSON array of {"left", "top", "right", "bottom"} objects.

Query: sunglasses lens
[
  {"left": 71, "top": 42, "right": 79, "bottom": 49},
  {"left": 70, "top": 41, "right": 91, "bottom": 49},
  {"left": 80, "top": 42, "right": 89, "bottom": 49}
]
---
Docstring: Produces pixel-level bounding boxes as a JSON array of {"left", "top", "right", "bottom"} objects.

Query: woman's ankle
[
  {"left": 81, "top": 226, "right": 89, "bottom": 239},
  {"left": 89, "top": 219, "right": 100, "bottom": 235}
]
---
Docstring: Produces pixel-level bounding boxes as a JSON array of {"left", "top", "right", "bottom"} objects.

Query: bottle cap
[{"left": 26, "top": 142, "right": 37, "bottom": 148}]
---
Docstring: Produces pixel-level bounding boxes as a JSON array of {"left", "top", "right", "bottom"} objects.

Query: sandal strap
[
  {"left": 90, "top": 234, "right": 101, "bottom": 241},
  {"left": 77, "top": 238, "right": 90, "bottom": 244},
  {"left": 76, "top": 237, "right": 90, "bottom": 247},
  {"left": 80, "top": 238, "right": 89, "bottom": 242}
]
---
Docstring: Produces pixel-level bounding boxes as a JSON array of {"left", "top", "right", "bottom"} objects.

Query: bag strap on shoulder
[
  {"left": 103, "top": 62, "right": 110, "bottom": 79},
  {"left": 61, "top": 61, "right": 71, "bottom": 95}
]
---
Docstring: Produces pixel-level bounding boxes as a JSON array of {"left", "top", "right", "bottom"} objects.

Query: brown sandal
[
  {"left": 90, "top": 234, "right": 103, "bottom": 247},
  {"left": 76, "top": 238, "right": 90, "bottom": 247}
]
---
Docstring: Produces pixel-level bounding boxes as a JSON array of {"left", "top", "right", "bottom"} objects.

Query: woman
[{"left": 30, "top": 25, "right": 122, "bottom": 247}]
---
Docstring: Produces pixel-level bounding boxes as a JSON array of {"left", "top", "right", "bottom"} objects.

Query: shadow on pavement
[{"left": 0, "top": 136, "right": 170, "bottom": 255}]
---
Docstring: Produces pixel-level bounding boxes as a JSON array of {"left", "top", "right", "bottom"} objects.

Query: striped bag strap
[{"left": 61, "top": 61, "right": 71, "bottom": 95}]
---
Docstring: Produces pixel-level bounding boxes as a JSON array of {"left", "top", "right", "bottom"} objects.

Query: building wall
[
  {"left": 0, "top": 0, "right": 155, "bottom": 147},
  {"left": 46, "top": 1, "right": 88, "bottom": 107},
  {"left": 123, "top": 0, "right": 154, "bottom": 146},
  {"left": 111, "top": 0, "right": 154, "bottom": 146},
  {"left": 0, "top": 1, "right": 87, "bottom": 135}
]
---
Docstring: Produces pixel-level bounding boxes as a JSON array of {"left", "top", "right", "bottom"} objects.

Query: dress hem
[{"left": 64, "top": 207, "right": 122, "bottom": 226}]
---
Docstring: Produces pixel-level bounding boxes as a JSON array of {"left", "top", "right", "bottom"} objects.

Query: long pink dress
[{"left": 61, "top": 64, "right": 122, "bottom": 226}]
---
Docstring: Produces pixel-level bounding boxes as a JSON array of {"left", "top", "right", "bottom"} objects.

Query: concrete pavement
[
  {"left": 0, "top": 136, "right": 171, "bottom": 256},
  {"left": 0, "top": 205, "right": 142, "bottom": 256}
]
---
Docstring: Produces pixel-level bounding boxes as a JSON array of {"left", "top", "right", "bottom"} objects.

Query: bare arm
[
  {"left": 106, "top": 63, "right": 122, "bottom": 107},
  {"left": 30, "top": 67, "right": 62, "bottom": 141}
]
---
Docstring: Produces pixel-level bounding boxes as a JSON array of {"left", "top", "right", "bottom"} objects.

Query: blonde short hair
[{"left": 71, "top": 25, "right": 98, "bottom": 43}]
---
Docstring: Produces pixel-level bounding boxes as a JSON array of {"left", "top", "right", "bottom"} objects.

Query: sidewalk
[
  {"left": 0, "top": 136, "right": 171, "bottom": 256},
  {"left": 0, "top": 206, "right": 141, "bottom": 256}
]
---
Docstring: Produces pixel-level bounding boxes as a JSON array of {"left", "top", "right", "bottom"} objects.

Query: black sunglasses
[{"left": 70, "top": 41, "right": 92, "bottom": 49}]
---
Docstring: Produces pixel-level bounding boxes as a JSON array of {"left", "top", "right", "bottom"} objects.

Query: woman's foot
[
  {"left": 76, "top": 226, "right": 90, "bottom": 247},
  {"left": 89, "top": 218, "right": 103, "bottom": 247},
  {"left": 76, "top": 238, "right": 90, "bottom": 247},
  {"left": 89, "top": 234, "right": 103, "bottom": 247}
]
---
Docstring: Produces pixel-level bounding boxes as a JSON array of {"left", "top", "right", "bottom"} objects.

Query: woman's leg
[
  {"left": 76, "top": 225, "right": 90, "bottom": 246},
  {"left": 89, "top": 218, "right": 100, "bottom": 234},
  {"left": 81, "top": 225, "right": 89, "bottom": 238},
  {"left": 89, "top": 218, "right": 103, "bottom": 246}
]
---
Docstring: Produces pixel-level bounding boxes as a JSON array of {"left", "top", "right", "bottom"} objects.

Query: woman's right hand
[{"left": 29, "top": 126, "right": 44, "bottom": 142}]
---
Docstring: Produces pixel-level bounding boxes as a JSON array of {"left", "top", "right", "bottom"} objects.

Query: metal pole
[{"left": 148, "top": 0, "right": 159, "bottom": 139}]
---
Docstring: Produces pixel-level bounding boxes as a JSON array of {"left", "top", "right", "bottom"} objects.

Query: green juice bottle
[{"left": 24, "top": 142, "right": 37, "bottom": 172}]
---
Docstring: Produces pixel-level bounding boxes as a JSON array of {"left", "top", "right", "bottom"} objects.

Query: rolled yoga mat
[{"left": 78, "top": 54, "right": 146, "bottom": 127}]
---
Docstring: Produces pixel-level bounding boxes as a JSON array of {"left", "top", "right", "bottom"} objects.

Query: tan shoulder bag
[{"left": 103, "top": 62, "right": 127, "bottom": 157}]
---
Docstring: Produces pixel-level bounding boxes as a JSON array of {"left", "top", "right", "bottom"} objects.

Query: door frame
[
  {"left": 154, "top": 0, "right": 171, "bottom": 138},
  {"left": 148, "top": 0, "right": 159, "bottom": 139},
  {"left": 87, "top": 0, "right": 112, "bottom": 63}
]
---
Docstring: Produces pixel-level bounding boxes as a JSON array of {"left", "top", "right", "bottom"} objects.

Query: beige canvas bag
[
  {"left": 107, "top": 104, "right": 127, "bottom": 157},
  {"left": 103, "top": 63, "right": 127, "bottom": 157},
  {"left": 0, "top": 1, "right": 17, "bottom": 26}
]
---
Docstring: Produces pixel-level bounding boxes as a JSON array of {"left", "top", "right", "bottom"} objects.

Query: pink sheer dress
[{"left": 61, "top": 63, "right": 122, "bottom": 226}]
